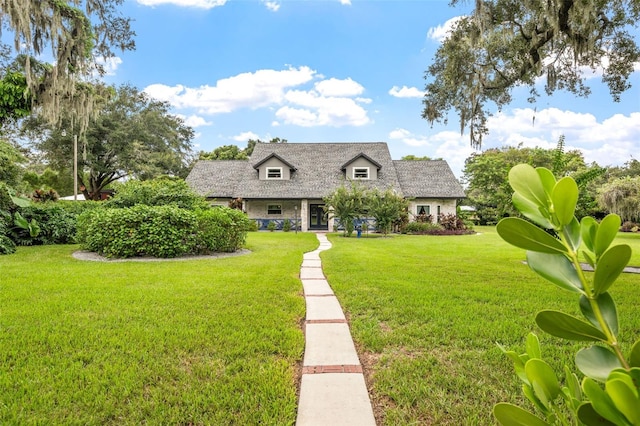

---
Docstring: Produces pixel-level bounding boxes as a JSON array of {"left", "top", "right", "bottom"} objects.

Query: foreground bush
[
  {"left": 105, "top": 178, "right": 209, "bottom": 210},
  {"left": 194, "top": 207, "right": 252, "bottom": 253},
  {"left": 78, "top": 205, "right": 197, "bottom": 258},
  {"left": 77, "top": 205, "right": 251, "bottom": 258}
]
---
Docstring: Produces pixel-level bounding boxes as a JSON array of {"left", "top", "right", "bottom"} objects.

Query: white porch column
[{"left": 301, "top": 199, "right": 309, "bottom": 232}]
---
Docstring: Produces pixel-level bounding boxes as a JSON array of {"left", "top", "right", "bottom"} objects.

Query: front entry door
[{"left": 309, "top": 204, "right": 328, "bottom": 230}]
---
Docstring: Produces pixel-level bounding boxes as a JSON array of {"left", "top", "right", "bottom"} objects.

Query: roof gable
[
  {"left": 252, "top": 153, "right": 297, "bottom": 171},
  {"left": 340, "top": 153, "right": 382, "bottom": 171}
]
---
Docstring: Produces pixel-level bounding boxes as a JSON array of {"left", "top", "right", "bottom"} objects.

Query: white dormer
[
  {"left": 341, "top": 153, "right": 382, "bottom": 180},
  {"left": 253, "top": 153, "right": 297, "bottom": 180}
]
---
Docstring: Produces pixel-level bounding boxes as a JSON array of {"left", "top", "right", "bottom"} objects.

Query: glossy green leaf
[
  {"left": 527, "top": 251, "right": 583, "bottom": 293},
  {"left": 509, "top": 164, "right": 550, "bottom": 210},
  {"left": 563, "top": 217, "right": 581, "bottom": 252},
  {"left": 577, "top": 402, "right": 617, "bottom": 426},
  {"left": 580, "top": 293, "right": 618, "bottom": 336},
  {"left": 576, "top": 346, "right": 622, "bottom": 382},
  {"left": 593, "top": 245, "right": 631, "bottom": 296},
  {"left": 526, "top": 333, "right": 541, "bottom": 359},
  {"left": 582, "top": 377, "right": 631, "bottom": 425},
  {"left": 552, "top": 177, "right": 579, "bottom": 226},
  {"left": 497, "top": 218, "right": 567, "bottom": 254},
  {"left": 630, "top": 340, "right": 640, "bottom": 368},
  {"left": 606, "top": 379, "right": 640, "bottom": 424},
  {"left": 499, "top": 345, "right": 529, "bottom": 383},
  {"left": 581, "top": 216, "right": 598, "bottom": 253},
  {"left": 493, "top": 403, "right": 550, "bottom": 426},
  {"left": 536, "top": 310, "right": 607, "bottom": 342},
  {"left": 583, "top": 250, "right": 596, "bottom": 268},
  {"left": 537, "top": 167, "right": 557, "bottom": 197},
  {"left": 525, "top": 359, "right": 561, "bottom": 404},
  {"left": 512, "top": 193, "right": 554, "bottom": 229},
  {"left": 595, "top": 214, "right": 621, "bottom": 257},
  {"left": 522, "top": 383, "right": 546, "bottom": 412},
  {"left": 564, "top": 365, "right": 582, "bottom": 402},
  {"left": 607, "top": 368, "right": 639, "bottom": 392}
]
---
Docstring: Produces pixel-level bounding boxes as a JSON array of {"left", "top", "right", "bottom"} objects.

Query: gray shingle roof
[
  {"left": 186, "top": 143, "right": 465, "bottom": 200},
  {"left": 393, "top": 160, "right": 465, "bottom": 198}
]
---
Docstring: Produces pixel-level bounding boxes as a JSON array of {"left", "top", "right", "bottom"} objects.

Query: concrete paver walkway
[{"left": 296, "top": 233, "right": 376, "bottom": 426}]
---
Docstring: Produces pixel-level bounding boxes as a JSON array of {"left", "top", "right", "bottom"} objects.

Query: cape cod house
[{"left": 186, "top": 142, "right": 465, "bottom": 231}]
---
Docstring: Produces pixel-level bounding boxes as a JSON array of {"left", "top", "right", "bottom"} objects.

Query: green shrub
[
  {"left": 404, "top": 221, "right": 443, "bottom": 234},
  {"left": 283, "top": 219, "right": 291, "bottom": 232},
  {"left": 55, "top": 200, "right": 103, "bottom": 216},
  {"left": 194, "top": 207, "right": 252, "bottom": 253},
  {"left": 267, "top": 221, "right": 276, "bottom": 232},
  {"left": 16, "top": 205, "right": 77, "bottom": 245},
  {"left": 105, "top": 178, "right": 209, "bottom": 210},
  {"left": 77, "top": 205, "right": 251, "bottom": 258},
  {"left": 77, "top": 205, "right": 198, "bottom": 258},
  {"left": 0, "top": 234, "right": 15, "bottom": 254}
]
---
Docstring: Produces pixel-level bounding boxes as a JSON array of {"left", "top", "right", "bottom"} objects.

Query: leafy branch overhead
[
  {"left": 422, "top": 0, "right": 640, "bottom": 148},
  {"left": 0, "top": 0, "right": 135, "bottom": 130}
]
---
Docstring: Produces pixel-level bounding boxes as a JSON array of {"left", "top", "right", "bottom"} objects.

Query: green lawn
[
  {"left": 0, "top": 232, "right": 318, "bottom": 425},
  {"left": 3, "top": 228, "right": 639, "bottom": 425},
  {"left": 322, "top": 227, "right": 640, "bottom": 425}
]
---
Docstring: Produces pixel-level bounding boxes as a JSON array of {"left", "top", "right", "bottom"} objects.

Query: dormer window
[
  {"left": 353, "top": 167, "right": 370, "bottom": 179},
  {"left": 266, "top": 167, "right": 283, "bottom": 179}
]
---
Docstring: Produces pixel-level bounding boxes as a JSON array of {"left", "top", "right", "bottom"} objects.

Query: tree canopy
[
  {"left": 462, "top": 141, "right": 603, "bottom": 224},
  {"left": 423, "top": 0, "right": 640, "bottom": 148},
  {"left": 27, "top": 84, "right": 194, "bottom": 200},
  {"left": 199, "top": 137, "right": 288, "bottom": 160},
  {"left": 0, "top": 139, "right": 25, "bottom": 187},
  {"left": 0, "top": 0, "right": 135, "bottom": 129},
  {"left": 597, "top": 176, "right": 640, "bottom": 222}
]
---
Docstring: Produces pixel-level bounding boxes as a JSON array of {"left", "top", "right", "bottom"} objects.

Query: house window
[
  {"left": 266, "top": 167, "right": 283, "bottom": 179},
  {"left": 267, "top": 204, "right": 282, "bottom": 215},
  {"left": 353, "top": 167, "right": 369, "bottom": 179},
  {"left": 417, "top": 205, "right": 430, "bottom": 216}
]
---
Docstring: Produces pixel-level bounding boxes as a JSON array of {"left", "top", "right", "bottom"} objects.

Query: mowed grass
[
  {"left": 0, "top": 232, "right": 318, "bottom": 425},
  {"left": 322, "top": 227, "right": 640, "bottom": 425}
]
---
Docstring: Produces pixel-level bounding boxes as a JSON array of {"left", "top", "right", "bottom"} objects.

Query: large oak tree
[
  {"left": 28, "top": 84, "right": 194, "bottom": 200},
  {"left": 423, "top": 0, "right": 640, "bottom": 148}
]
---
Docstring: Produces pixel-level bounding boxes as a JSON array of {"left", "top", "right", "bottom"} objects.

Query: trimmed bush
[
  {"left": 77, "top": 205, "right": 251, "bottom": 258},
  {"left": 77, "top": 205, "right": 198, "bottom": 258},
  {"left": 404, "top": 221, "right": 443, "bottom": 235},
  {"left": 105, "top": 178, "right": 209, "bottom": 210},
  {"left": 194, "top": 207, "right": 252, "bottom": 253}
]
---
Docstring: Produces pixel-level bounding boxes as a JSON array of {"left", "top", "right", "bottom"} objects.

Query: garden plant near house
[{"left": 494, "top": 164, "right": 640, "bottom": 425}]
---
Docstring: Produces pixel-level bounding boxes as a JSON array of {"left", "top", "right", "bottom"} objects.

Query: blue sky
[{"left": 102, "top": 0, "right": 640, "bottom": 178}]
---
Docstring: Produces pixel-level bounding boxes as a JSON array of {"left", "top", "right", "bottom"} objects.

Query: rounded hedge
[{"left": 77, "top": 205, "right": 251, "bottom": 258}]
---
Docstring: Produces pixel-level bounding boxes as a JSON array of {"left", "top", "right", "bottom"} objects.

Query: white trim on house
[
  {"left": 352, "top": 167, "right": 370, "bottom": 179},
  {"left": 266, "top": 167, "right": 283, "bottom": 180}
]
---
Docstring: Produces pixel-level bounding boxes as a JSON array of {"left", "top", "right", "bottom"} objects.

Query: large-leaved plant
[{"left": 494, "top": 164, "right": 640, "bottom": 426}]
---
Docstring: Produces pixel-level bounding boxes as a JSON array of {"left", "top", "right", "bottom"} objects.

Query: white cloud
[
  {"left": 145, "top": 66, "right": 373, "bottom": 128},
  {"left": 137, "top": 0, "right": 226, "bottom": 8},
  {"left": 389, "top": 85, "right": 424, "bottom": 98},
  {"left": 262, "top": 0, "right": 280, "bottom": 11},
  {"left": 427, "top": 16, "right": 463, "bottom": 42},
  {"left": 340, "top": 0, "right": 351, "bottom": 4},
  {"left": 483, "top": 107, "right": 640, "bottom": 168},
  {"left": 232, "top": 131, "right": 259, "bottom": 142},
  {"left": 389, "top": 128, "right": 411, "bottom": 140},
  {"left": 315, "top": 78, "right": 364, "bottom": 97},
  {"left": 277, "top": 90, "right": 371, "bottom": 127},
  {"left": 144, "top": 66, "right": 317, "bottom": 113},
  {"left": 176, "top": 114, "right": 212, "bottom": 128},
  {"left": 388, "top": 128, "right": 430, "bottom": 147},
  {"left": 95, "top": 56, "right": 122, "bottom": 76}
]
